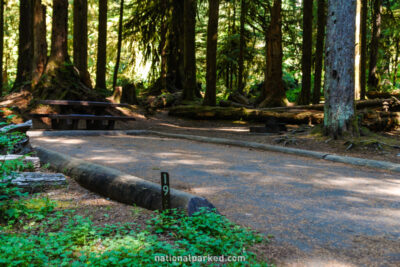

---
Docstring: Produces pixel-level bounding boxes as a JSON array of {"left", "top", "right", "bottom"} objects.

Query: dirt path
[{"left": 31, "top": 134, "right": 400, "bottom": 266}]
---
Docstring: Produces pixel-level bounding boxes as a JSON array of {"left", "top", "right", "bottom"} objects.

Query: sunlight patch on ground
[
  {"left": 341, "top": 196, "right": 368, "bottom": 203},
  {"left": 80, "top": 198, "right": 115, "bottom": 207},
  {"left": 157, "top": 122, "right": 249, "bottom": 132},
  {"left": 191, "top": 186, "right": 229, "bottom": 195},
  {"left": 87, "top": 155, "right": 137, "bottom": 164},
  {"left": 161, "top": 158, "right": 225, "bottom": 166},
  {"left": 35, "top": 137, "right": 85, "bottom": 145},
  {"left": 312, "top": 177, "right": 400, "bottom": 197},
  {"left": 284, "top": 257, "right": 357, "bottom": 267}
]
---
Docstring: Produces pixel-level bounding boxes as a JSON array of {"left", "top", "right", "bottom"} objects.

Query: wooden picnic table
[{"left": 31, "top": 100, "right": 136, "bottom": 130}]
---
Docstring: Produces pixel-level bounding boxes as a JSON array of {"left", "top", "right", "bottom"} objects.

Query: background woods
[{"left": 0, "top": 0, "right": 400, "bottom": 137}]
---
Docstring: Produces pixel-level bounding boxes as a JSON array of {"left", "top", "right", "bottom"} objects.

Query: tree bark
[
  {"left": 354, "top": 0, "right": 361, "bottom": 100},
  {"left": 95, "top": 0, "right": 107, "bottom": 90},
  {"left": 160, "top": 0, "right": 168, "bottom": 92},
  {"left": 203, "top": 0, "right": 220, "bottom": 106},
  {"left": 237, "top": 0, "right": 246, "bottom": 94},
  {"left": 393, "top": 39, "right": 399, "bottom": 86},
  {"left": 259, "top": 0, "right": 287, "bottom": 107},
  {"left": 112, "top": 0, "right": 124, "bottom": 90},
  {"left": 183, "top": 0, "right": 197, "bottom": 101},
  {"left": 32, "top": 0, "right": 47, "bottom": 87},
  {"left": 0, "top": 0, "right": 3, "bottom": 95},
  {"left": 324, "top": 0, "right": 358, "bottom": 138},
  {"left": 165, "top": 0, "right": 184, "bottom": 91},
  {"left": 360, "top": 0, "right": 367, "bottom": 99},
  {"left": 367, "top": 0, "right": 381, "bottom": 91},
  {"left": 298, "top": 0, "right": 313, "bottom": 105},
  {"left": 312, "top": 0, "right": 326, "bottom": 104},
  {"left": 73, "top": 0, "right": 91, "bottom": 88},
  {"left": 14, "top": 0, "right": 34, "bottom": 90},
  {"left": 49, "top": 0, "right": 69, "bottom": 65}
]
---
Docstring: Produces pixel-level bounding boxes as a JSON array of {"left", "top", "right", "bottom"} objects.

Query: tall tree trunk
[
  {"left": 73, "top": 0, "right": 91, "bottom": 88},
  {"left": 176, "top": 0, "right": 185, "bottom": 90},
  {"left": 237, "top": 0, "right": 246, "bottom": 94},
  {"left": 112, "top": 0, "right": 124, "bottom": 90},
  {"left": 183, "top": 0, "right": 197, "bottom": 101},
  {"left": 298, "top": 0, "right": 313, "bottom": 105},
  {"left": 312, "top": 0, "right": 326, "bottom": 104},
  {"left": 164, "top": 0, "right": 184, "bottom": 91},
  {"left": 14, "top": 0, "right": 33, "bottom": 90},
  {"left": 259, "top": 0, "right": 286, "bottom": 108},
  {"left": 49, "top": 0, "right": 69, "bottom": 65},
  {"left": 203, "top": 0, "right": 220, "bottom": 106},
  {"left": 0, "top": 0, "right": 3, "bottom": 95},
  {"left": 367, "top": 0, "right": 381, "bottom": 91},
  {"left": 160, "top": 0, "right": 168, "bottom": 92},
  {"left": 95, "top": 0, "right": 107, "bottom": 90},
  {"left": 32, "top": 0, "right": 47, "bottom": 87},
  {"left": 393, "top": 39, "right": 399, "bottom": 86},
  {"left": 324, "top": 0, "right": 358, "bottom": 138},
  {"left": 360, "top": 0, "right": 367, "bottom": 99},
  {"left": 354, "top": 0, "right": 361, "bottom": 100}
]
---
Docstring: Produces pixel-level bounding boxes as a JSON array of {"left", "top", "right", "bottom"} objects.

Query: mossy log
[
  {"left": 259, "top": 98, "right": 394, "bottom": 111},
  {"left": 359, "top": 110, "right": 400, "bottom": 131},
  {"left": 169, "top": 105, "right": 324, "bottom": 124}
]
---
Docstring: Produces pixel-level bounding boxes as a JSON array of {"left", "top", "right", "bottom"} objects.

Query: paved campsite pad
[{"left": 32, "top": 135, "right": 400, "bottom": 266}]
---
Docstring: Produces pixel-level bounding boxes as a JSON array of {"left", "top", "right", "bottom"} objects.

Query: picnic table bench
[{"left": 30, "top": 100, "right": 136, "bottom": 130}]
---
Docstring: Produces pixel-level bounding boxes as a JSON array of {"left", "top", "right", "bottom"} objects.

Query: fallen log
[
  {"left": 7, "top": 172, "right": 67, "bottom": 191},
  {"left": 258, "top": 99, "right": 393, "bottom": 111},
  {"left": 169, "top": 105, "right": 324, "bottom": 124},
  {"left": 359, "top": 111, "right": 400, "bottom": 131}
]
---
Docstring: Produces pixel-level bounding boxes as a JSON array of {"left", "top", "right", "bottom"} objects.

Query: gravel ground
[{"left": 32, "top": 134, "right": 400, "bottom": 266}]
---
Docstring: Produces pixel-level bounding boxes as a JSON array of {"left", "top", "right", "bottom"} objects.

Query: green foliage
[
  {"left": 3, "top": 0, "right": 400, "bottom": 98},
  {"left": 0, "top": 208, "right": 272, "bottom": 266},
  {"left": 150, "top": 209, "right": 265, "bottom": 259},
  {"left": 283, "top": 72, "right": 300, "bottom": 103},
  {"left": 0, "top": 113, "right": 27, "bottom": 153}
]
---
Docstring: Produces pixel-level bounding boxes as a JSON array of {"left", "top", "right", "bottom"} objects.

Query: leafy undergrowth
[{"left": 0, "top": 204, "right": 272, "bottom": 266}]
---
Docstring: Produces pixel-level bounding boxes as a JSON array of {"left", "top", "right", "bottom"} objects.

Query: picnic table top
[{"left": 38, "top": 100, "right": 131, "bottom": 107}]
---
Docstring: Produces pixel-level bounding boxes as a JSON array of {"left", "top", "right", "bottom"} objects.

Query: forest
[
  {"left": 0, "top": 0, "right": 399, "bottom": 136},
  {"left": 1, "top": 0, "right": 400, "bottom": 266}
]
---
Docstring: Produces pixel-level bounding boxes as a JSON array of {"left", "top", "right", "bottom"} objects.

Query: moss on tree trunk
[{"left": 323, "top": 0, "right": 359, "bottom": 138}]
